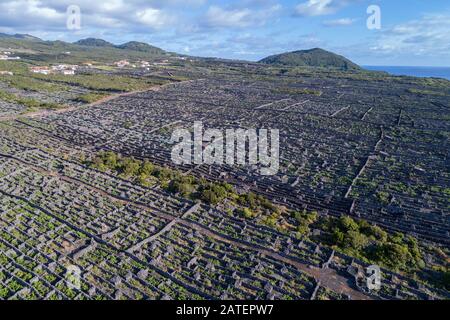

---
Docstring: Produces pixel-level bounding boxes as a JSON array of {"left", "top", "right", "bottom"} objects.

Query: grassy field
[
  {"left": 0, "top": 89, "right": 60, "bottom": 111},
  {"left": 0, "top": 59, "right": 173, "bottom": 110}
]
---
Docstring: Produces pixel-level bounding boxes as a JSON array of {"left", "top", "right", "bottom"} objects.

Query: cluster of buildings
[
  {"left": 29, "top": 64, "right": 78, "bottom": 75},
  {"left": 0, "top": 51, "right": 21, "bottom": 60},
  {"left": 113, "top": 59, "right": 168, "bottom": 70},
  {"left": 114, "top": 60, "right": 131, "bottom": 68}
]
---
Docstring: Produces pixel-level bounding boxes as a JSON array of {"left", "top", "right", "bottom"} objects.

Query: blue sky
[{"left": 0, "top": 0, "right": 449, "bottom": 66}]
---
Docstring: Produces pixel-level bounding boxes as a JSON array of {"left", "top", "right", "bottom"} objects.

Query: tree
[
  {"left": 345, "top": 231, "right": 368, "bottom": 251},
  {"left": 297, "top": 224, "right": 310, "bottom": 237},
  {"left": 262, "top": 216, "right": 277, "bottom": 228},
  {"left": 201, "top": 189, "right": 219, "bottom": 205},
  {"left": 103, "top": 151, "right": 118, "bottom": 169},
  {"left": 92, "top": 157, "right": 107, "bottom": 171},
  {"left": 168, "top": 180, "right": 194, "bottom": 197},
  {"left": 241, "top": 208, "right": 255, "bottom": 219},
  {"left": 332, "top": 229, "right": 345, "bottom": 245},
  {"left": 305, "top": 211, "right": 318, "bottom": 224},
  {"left": 200, "top": 183, "right": 228, "bottom": 205},
  {"left": 246, "top": 192, "right": 257, "bottom": 208},
  {"left": 339, "top": 216, "right": 359, "bottom": 232},
  {"left": 140, "top": 160, "right": 154, "bottom": 176},
  {"left": 374, "top": 243, "right": 412, "bottom": 271},
  {"left": 120, "top": 157, "right": 141, "bottom": 177},
  {"left": 368, "top": 225, "right": 388, "bottom": 243},
  {"left": 405, "top": 236, "right": 424, "bottom": 267},
  {"left": 390, "top": 232, "right": 404, "bottom": 244}
]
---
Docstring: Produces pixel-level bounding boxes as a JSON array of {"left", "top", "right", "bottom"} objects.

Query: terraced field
[{"left": 0, "top": 59, "right": 449, "bottom": 300}]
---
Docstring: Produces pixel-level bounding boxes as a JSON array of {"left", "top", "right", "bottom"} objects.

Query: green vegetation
[
  {"left": 376, "top": 191, "right": 391, "bottom": 205},
  {"left": 0, "top": 35, "right": 177, "bottom": 116},
  {"left": 116, "top": 41, "right": 164, "bottom": 54},
  {"left": 317, "top": 215, "right": 424, "bottom": 272},
  {"left": 0, "top": 89, "right": 60, "bottom": 111},
  {"left": 89, "top": 152, "right": 233, "bottom": 202},
  {"left": 236, "top": 192, "right": 276, "bottom": 212},
  {"left": 74, "top": 38, "right": 115, "bottom": 47},
  {"left": 0, "top": 34, "right": 167, "bottom": 65},
  {"left": 88, "top": 151, "right": 279, "bottom": 214},
  {"left": 199, "top": 182, "right": 232, "bottom": 205},
  {"left": 291, "top": 210, "right": 318, "bottom": 236},
  {"left": 87, "top": 148, "right": 401, "bottom": 245},
  {"left": 407, "top": 88, "right": 449, "bottom": 96},
  {"left": 260, "top": 48, "right": 361, "bottom": 71},
  {"left": 0, "top": 60, "right": 170, "bottom": 116},
  {"left": 76, "top": 93, "right": 108, "bottom": 103},
  {"left": 32, "top": 73, "right": 165, "bottom": 92},
  {"left": 167, "top": 175, "right": 196, "bottom": 197},
  {"left": 1, "top": 74, "right": 67, "bottom": 93}
]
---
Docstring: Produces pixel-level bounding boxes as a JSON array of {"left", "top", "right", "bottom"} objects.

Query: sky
[{"left": 0, "top": 0, "right": 449, "bottom": 66}]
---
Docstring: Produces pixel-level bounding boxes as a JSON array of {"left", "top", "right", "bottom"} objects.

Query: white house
[
  {"left": 30, "top": 66, "right": 52, "bottom": 75},
  {"left": 62, "top": 70, "right": 75, "bottom": 75},
  {"left": 114, "top": 60, "right": 130, "bottom": 68}
]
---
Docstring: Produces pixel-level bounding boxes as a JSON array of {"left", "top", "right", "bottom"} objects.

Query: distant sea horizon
[{"left": 363, "top": 65, "right": 450, "bottom": 80}]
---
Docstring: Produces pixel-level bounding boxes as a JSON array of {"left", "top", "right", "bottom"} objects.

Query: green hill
[
  {"left": 259, "top": 48, "right": 361, "bottom": 70},
  {"left": 116, "top": 41, "right": 164, "bottom": 54},
  {"left": 0, "top": 34, "right": 168, "bottom": 64},
  {"left": 0, "top": 33, "right": 41, "bottom": 41},
  {"left": 74, "top": 38, "right": 114, "bottom": 47},
  {"left": 74, "top": 39, "right": 163, "bottom": 54}
]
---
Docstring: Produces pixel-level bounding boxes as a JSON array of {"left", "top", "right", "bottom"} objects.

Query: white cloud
[
  {"left": 323, "top": 18, "right": 355, "bottom": 26},
  {"left": 295, "top": 0, "right": 357, "bottom": 17},
  {"left": 295, "top": 0, "right": 334, "bottom": 16},
  {"left": 206, "top": 6, "right": 253, "bottom": 28},
  {"left": 0, "top": 0, "right": 178, "bottom": 32},
  {"left": 0, "top": 0, "right": 65, "bottom": 24},
  {"left": 205, "top": 4, "right": 281, "bottom": 28},
  {"left": 370, "top": 14, "right": 450, "bottom": 57},
  {"left": 135, "top": 8, "right": 173, "bottom": 29}
]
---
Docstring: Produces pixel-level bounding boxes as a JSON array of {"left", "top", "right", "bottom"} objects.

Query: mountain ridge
[
  {"left": 0, "top": 33, "right": 42, "bottom": 41},
  {"left": 0, "top": 33, "right": 168, "bottom": 62},
  {"left": 1, "top": 33, "right": 359, "bottom": 69}
]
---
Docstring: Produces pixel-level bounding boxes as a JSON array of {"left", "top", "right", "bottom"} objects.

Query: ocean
[{"left": 363, "top": 66, "right": 450, "bottom": 81}]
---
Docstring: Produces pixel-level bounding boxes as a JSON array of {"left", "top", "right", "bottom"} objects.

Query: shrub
[
  {"left": 339, "top": 216, "right": 359, "bottom": 232},
  {"left": 120, "top": 158, "right": 141, "bottom": 177},
  {"left": 200, "top": 183, "right": 228, "bottom": 205},
  {"left": 241, "top": 208, "right": 255, "bottom": 219},
  {"left": 167, "top": 177, "right": 195, "bottom": 197},
  {"left": 297, "top": 224, "right": 310, "bottom": 236},
  {"left": 345, "top": 231, "right": 368, "bottom": 251},
  {"left": 368, "top": 225, "right": 388, "bottom": 243},
  {"left": 373, "top": 243, "right": 413, "bottom": 271}
]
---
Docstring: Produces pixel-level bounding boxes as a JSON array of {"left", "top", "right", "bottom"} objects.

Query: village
[{"left": 27, "top": 58, "right": 175, "bottom": 76}]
